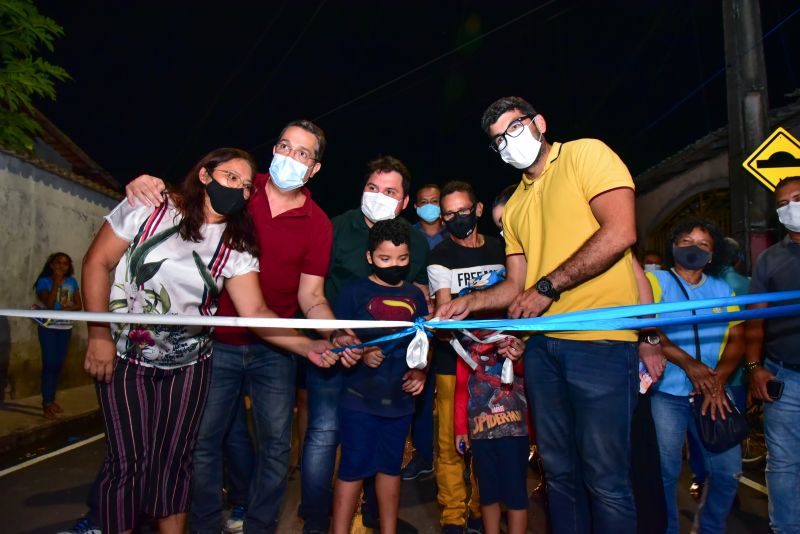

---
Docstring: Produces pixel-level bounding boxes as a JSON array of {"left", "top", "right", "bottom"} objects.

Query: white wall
[{"left": 0, "top": 152, "right": 119, "bottom": 400}]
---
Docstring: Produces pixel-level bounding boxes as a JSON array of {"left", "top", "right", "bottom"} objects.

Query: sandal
[{"left": 43, "top": 404, "right": 58, "bottom": 419}]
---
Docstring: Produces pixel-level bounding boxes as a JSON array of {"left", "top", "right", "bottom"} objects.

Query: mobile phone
[{"left": 767, "top": 379, "right": 785, "bottom": 401}]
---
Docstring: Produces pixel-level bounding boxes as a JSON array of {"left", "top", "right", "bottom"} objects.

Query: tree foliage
[{"left": 0, "top": 0, "right": 70, "bottom": 153}]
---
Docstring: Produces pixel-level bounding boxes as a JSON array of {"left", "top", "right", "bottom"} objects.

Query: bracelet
[
  {"left": 304, "top": 302, "right": 326, "bottom": 316},
  {"left": 744, "top": 360, "right": 761, "bottom": 373}
]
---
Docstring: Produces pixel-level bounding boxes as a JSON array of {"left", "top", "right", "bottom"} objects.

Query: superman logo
[{"left": 367, "top": 295, "right": 417, "bottom": 321}]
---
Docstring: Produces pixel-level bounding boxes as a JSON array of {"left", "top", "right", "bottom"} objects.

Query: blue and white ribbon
[{"left": 4, "top": 290, "right": 800, "bottom": 360}]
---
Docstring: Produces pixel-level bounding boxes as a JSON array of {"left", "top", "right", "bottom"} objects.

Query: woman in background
[{"left": 34, "top": 252, "right": 83, "bottom": 418}]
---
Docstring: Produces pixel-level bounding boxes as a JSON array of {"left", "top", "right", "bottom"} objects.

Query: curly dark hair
[
  {"left": 33, "top": 252, "right": 74, "bottom": 288},
  {"left": 171, "top": 147, "right": 260, "bottom": 256},
  {"left": 368, "top": 218, "right": 410, "bottom": 253},
  {"left": 665, "top": 219, "right": 728, "bottom": 277},
  {"left": 480, "top": 96, "right": 538, "bottom": 134}
]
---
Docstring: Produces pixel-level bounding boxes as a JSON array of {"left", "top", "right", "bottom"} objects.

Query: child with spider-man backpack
[{"left": 452, "top": 277, "right": 529, "bottom": 534}]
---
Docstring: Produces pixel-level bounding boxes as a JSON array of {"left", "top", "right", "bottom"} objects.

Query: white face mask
[
  {"left": 361, "top": 191, "right": 400, "bottom": 223},
  {"left": 777, "top": 200, "right": 800, "bottom": 232},
  {"left": 643, "top": 263, "right": 660, "bottom": 273},
  {"left": 269, "top": 153, "right": 308, "bottom": 191},
  {"left": 499, "top": 124, "right": 542, "bottom": 170}
]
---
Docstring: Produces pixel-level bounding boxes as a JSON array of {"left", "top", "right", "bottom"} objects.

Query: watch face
[
  {"left": 536, "top": 279, "right": 551, "bottom": 292},
  {"left": 640, "top": 334, "right": 660, "bottom": 345}
]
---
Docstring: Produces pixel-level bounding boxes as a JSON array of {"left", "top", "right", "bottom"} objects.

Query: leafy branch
[{"left": 0, "top": 0, "right": 71, "bottom": 153}]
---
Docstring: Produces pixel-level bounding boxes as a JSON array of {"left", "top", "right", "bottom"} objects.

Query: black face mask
[
  {"left": 206, "top": 178, "right": 247, "bottom": 216},
  {"left": 672, "top": 245, "right": 712, "bottom": 270},
  {"left": 371, "top": 263, "right": 410, "bottom": 285},
  {"left": 445, "top": 208, "right": 478, "bottom": 239}
]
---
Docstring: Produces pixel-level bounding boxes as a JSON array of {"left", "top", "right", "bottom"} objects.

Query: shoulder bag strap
[{"left": 667, "top": 269, "right": 701, "bottom": 361}]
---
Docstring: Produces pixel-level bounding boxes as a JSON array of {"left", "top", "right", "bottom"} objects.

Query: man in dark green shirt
[
  {"left": 302, "top": 155, "right": 428, "bottom": 534},
  {"left": 325, "top": 156, "right": 429, "bottom": 304}
]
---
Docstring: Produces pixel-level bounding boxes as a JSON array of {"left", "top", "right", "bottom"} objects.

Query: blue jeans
[
  {"left": 190, "top": 342, "right": 296, "bottom": 534},
  {"left": 650, "top": 390, "right": 741, "bottom": 534},
  {"left": 37, "top": 326, "right": 71, "bottom": 405},
  {"left": 299, "top": 364, "right": 342, "bottom": 531},
  {"left": 764, "top": 358, "right": 800, "bottom": 534},
  {"left": 410, "top": 368, "right": 435, "bottom": 463},
  {"left": 225, "top": 390, "right": 254, "bottom": 507},
  {"left": 525, "top": 335, "right": 638, "bottom": 534}
]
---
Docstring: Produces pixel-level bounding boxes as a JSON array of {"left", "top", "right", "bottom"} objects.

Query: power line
[
  {"left": 249, "top": 1, "right": 557, "bottom": 152},
  {"left": 312, "top": 1, "right": 555, "bottom": 123},
  {"left": 633, "top": 5, "right": 800, "bottom": 139},
  {"left": 168, "top": 0, "right": 290, "bottom": 174},
  {"left": 219, "top": 0, "right": 328, "bottom": 134}
]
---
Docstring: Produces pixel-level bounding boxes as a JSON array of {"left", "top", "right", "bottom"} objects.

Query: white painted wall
[{"left": 0, "top": 152, "right": 119, "bottom": 400}]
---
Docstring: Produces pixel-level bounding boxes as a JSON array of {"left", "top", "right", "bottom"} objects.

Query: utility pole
[{"left": 723, "top": 0, "right": 774, "bottom": 271}]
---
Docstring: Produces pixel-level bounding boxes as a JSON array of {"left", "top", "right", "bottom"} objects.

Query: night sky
[{"left": 35, "top": 1, "right": 800, "bottom": 222}]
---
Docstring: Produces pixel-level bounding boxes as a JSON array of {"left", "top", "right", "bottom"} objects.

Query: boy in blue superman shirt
[{"left": 329, "top": 219, "right": 428, "bottom": 534}]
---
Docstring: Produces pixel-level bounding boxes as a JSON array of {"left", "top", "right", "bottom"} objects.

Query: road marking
[
  {"left": 739, "top": 476, "right": 769, "bottom": 495},
  {"left": 0, "top": 433, "right": 104, "bottom": 478}
]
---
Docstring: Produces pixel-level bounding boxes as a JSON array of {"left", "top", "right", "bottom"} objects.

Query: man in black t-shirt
[{"left": 426, "top": 181, "right": 506, "bottom": 533}]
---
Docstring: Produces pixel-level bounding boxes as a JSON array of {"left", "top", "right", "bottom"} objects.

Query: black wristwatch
[
  {"left": 638, "top": 331, "right": 661, "bottom": 346},
  {"left": 535, "top": 277, "right": 560, "bottom": 301}
]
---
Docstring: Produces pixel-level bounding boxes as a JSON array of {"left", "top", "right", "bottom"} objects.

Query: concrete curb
[
  {"left": 0, "top": 407, "right": 101, "bottom": 455},
  {"left": 0, "top": 383, "right": 101, "bottom": 455}
]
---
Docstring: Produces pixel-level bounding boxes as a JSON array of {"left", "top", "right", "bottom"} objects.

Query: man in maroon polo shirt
[{"left": 125, "top": 121, "right": 344, "bottom": 533}]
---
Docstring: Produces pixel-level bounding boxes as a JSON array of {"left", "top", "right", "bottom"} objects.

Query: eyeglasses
[
  {"left": 490, "top": 114, "right": 533, "bottom": 152},
  {"left": 275, "top": 141, "right": 316, "bottom": 165},
  {"left": 213, "top": 168, "right": 253, "bottom": 195},
  {"left": 441, "top": 204, "right": 475, "bottom": 221}
]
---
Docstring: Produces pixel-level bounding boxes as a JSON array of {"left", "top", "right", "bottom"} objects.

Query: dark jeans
[
  {"left": 410, "top": 369, "right": 435, "bottom": 464},
  {"left": 651, "top": 390, "right": 741, "bottom": 534},
  {"left": 525, "top": 335, "right": 639, "bottom": 534},
  {"left": 299, "top": 364, "right": 342, "bottom": 531},
  {"left": 37, "top": 326, "right": 71, "bottom": 405},
  {"left": 190, "top": 342, "right": 296, "bottom": 534},
  {"left": 225, "top": 390, "right": 254, "bottom": 507}
]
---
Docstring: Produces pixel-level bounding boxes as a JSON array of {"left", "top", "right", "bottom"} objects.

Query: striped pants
[{"left": 96, "top": 356, "right": 211, "bottom": 533}]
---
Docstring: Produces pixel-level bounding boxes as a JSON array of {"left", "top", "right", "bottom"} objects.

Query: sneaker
[
  {"left": 57, "top": 517, "right": 101, "bottom": 534},
  {"left": 441, "top": 525, "right": 464, "bottom": 534},
  {"left": 224, "top": 505, "right": 246, "bottom": 533},
  {"left": 401, "top": 455, "right": 434, "bottom": 481},
  {"left": 466, "top": 516, "right": 484, "bottom": 533}
]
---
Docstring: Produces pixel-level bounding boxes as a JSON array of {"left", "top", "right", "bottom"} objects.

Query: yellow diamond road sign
[{"left": 743, "top": 127, "right": 800, "bottom": 192}]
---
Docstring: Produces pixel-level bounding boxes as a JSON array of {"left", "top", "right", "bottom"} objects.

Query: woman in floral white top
[{"left": 81, "top": 147, "right": 336, "bottom": 534}]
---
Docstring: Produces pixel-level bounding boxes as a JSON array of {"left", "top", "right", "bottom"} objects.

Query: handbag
[{"left": 667, "top": 270, "right": 748, "bottom": 453}]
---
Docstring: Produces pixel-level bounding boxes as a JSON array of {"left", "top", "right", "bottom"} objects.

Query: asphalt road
[{"left": 0, "top": 428, "right": 771, "bottom": 534}]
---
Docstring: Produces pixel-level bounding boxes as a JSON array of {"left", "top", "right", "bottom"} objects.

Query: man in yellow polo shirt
[{"left": 438, "top": 96, "right": 664, "bottom": 534}]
